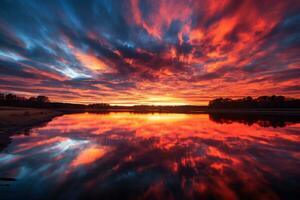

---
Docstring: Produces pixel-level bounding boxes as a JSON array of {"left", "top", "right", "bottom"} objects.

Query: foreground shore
[
  {"left": 0, "top": 107, "right": 62, "bottom": 151},
  {"left": 0, "top": 107, "right": 62, "bottom": 132}
]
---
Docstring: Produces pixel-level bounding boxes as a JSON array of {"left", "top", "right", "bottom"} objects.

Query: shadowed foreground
[{"left": 0, "top": 107, "right": 62, "bottom": 151}]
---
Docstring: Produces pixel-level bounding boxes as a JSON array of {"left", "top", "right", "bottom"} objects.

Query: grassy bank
[
  {"left": 0, "top": 107, "right": 62, "bottom": 131},
  {"left": 0, "top": 107, "right": 62, "bottom": 151}
]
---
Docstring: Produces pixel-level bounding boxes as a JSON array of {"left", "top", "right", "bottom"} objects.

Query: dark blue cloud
[{"left": 0, "top": 0, "right": 299, "bottom": 104}]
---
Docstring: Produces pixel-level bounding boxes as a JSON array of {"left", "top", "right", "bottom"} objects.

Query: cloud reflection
[{"left": 0, "top": 113, "right": 299, "bottom": 199}]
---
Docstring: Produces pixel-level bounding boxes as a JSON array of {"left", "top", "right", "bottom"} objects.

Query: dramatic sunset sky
[{"left": 0, "top": 0, "right": 299, "bottom": 105}]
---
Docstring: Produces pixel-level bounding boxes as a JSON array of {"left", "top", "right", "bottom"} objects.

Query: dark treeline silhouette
[
  {"left": 0, "top": 93, "right": 50, "bottom": 107},
  {"left": 131, "top": 105, "right": 206, "bottom": 112},
  {"left": 0, "top": 93, "right": 110, "bottom": 110},
  {"left": 0, "top": 93, "right": 207, "bottom": 112},
  {"left": 1, "top": 93, "right": 300, "bottom": 111},
  {"left": 209, "top": 113, "right": 300, "bottom": 128},
  {"left": 209, "top": 96, "right": 300, "bottom": 109}
]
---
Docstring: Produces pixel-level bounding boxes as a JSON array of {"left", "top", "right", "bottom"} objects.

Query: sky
[{"left": 0, "top": 0, "right": 299, "bottom": 105}]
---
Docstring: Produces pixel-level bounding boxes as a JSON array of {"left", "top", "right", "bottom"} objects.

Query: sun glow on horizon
[
  {"left": 0, "top": 0, "right": 299, "bottom": 105},
  {"left": 47, "top": 95, "right": 209, "bottom": 106}
]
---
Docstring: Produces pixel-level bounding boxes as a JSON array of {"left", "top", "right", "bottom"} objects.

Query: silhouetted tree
[
  {"left": 0, "top": 93, "right": 4, "bottom": 101},
  {"left": 209, "top": 96, "right": 300, "bottom": 109},
  {"left": 0, "top": 93, "right": 112, "bottom": 110},
  {"left": 87, "top": 103, "right": 110, "bottom": 109},
  {"left": 29, "top": 97, "right": 37, "bottom": 102},
  {"left": 209, "top": 112, "right": 300, "bottom": 128},
  {"left": 5, "top": 93, "right": 17, "bottom": 102},
  {"left": 36, "top": 96, "right": 49, "bottom": 103}
]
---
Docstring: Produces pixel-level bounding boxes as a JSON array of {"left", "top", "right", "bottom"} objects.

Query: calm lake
[{"left": 0, "top": 112, "right": 300, "bottom": 200}]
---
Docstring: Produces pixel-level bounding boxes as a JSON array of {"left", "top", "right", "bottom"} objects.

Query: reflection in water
[
  {"left": 0, "top": 113, "right": 300, "bottom": 200},
  {"left": 71, "top": 146, "right": 107, "bottom": 168},
  {"left": 209, "top": 112, "right": 300, "bottom": 127}
]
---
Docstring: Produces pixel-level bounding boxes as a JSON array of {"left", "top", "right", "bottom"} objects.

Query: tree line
[
  {"left": 209, "top": 112, "right": 300, "bottom": 128},
  {"left": 209, "top": 96, "right": 300, "bottom": 109},
  {"left": 0, "top": 93, "right": 110, "bottom": 109},
  {"left": 1, "top": 93, "right": 300, "bottom": 110}
]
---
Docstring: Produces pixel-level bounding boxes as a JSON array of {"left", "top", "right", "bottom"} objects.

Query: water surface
[{"left": 0, "top": 113, "right": 300, "bottom": 200}]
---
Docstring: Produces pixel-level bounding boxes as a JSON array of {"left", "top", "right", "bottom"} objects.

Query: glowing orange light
[{"left": 71, "top": 146, "right": 107, "bottom": 167}]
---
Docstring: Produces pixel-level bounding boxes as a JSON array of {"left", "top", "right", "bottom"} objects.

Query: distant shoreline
[
  {"left": 57, "top": 107, "right": 300, "bottom": 115},
  {"left": 2, "top": 106, "right": 300, "bottom": 115},
  {"left": 2, "top": 94, "right": 300, "bottom": 115},
  {"left": 205, "top": 108, "right": 300, "bottom": 115}
]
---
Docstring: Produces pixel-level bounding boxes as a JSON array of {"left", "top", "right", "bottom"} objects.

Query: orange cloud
[
  {"left": 73, "top": 50, "right": 114, "bottom": 73},
  {"left": 71, "top": 146, "right": 107, "bottom": 167}
]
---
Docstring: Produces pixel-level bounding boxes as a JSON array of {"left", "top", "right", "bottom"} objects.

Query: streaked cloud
[{"left": 0, "top": 0, "right": 299, "bottom": 105}]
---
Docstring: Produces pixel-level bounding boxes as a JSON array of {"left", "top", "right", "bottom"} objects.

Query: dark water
[{"left": 0, "top": 113, "right": 300, "bottom": 200}]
